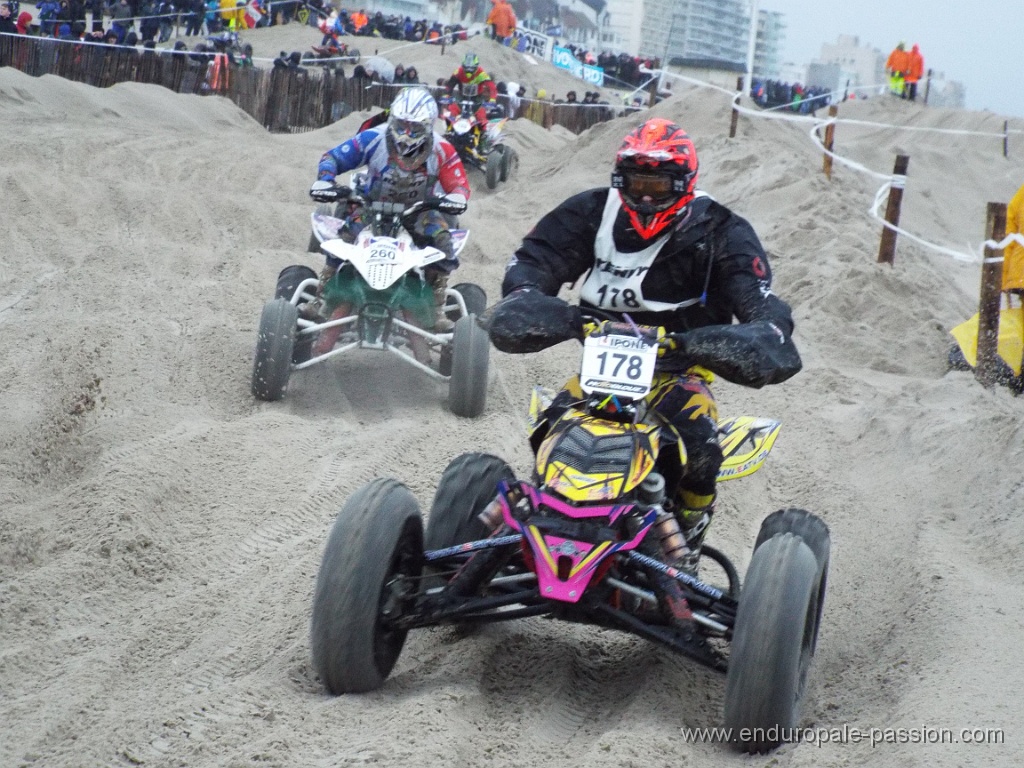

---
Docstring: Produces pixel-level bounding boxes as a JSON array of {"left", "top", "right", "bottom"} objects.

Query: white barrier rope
[{"left": 648, "top": 68, "right": 1023, "bottom": 267}]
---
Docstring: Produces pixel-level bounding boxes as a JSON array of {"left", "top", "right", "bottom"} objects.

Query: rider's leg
[
  {"left": 650, "top": 373, "right": 723, "bottom": 573},
  {"left": 419, "top": 213, "right": 459, "bottom": 331}
]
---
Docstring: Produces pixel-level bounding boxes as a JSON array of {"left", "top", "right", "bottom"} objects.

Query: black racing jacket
[{"left": 492, "top": 188, "right": 802, "bottom": 388}]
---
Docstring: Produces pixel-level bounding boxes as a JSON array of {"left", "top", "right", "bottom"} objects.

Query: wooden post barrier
[
  {"left": 822, "top": 104, "right": 838, "bottom": 179},
  {"left": 1004, "top": 120, "right": 1009, "bottom": 159},
  {"left": 729, "top": 76, "right": 742, "bottom": 138},
  {"left": 877, "top": 154, "right": 909, "bottom": 265},
  {"left": 976, "top": 202, "right": 1008, "bottom": 388},
  {"left": 923, "top": 68, "right": 932, "bottom": 105},
  {"left": 647, "top": 76, "right": 658, "bottom": 108}
]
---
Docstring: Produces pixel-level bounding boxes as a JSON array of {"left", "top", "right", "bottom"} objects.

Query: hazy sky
[{"left": 761, "top": 0, "right": 1023, "bottom": 119}]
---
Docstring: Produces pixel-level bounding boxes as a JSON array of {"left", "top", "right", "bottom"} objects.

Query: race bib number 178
[{"left": 579, "top": 333, "right": 657, "bottom": 398}]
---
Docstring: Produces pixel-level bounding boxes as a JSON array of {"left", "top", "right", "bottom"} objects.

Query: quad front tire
[
  {"left": 251, "top": 298, "right": 297, "bottom": 401},
  {"left": 485, "top": 149, "right": 502, "bottom": 190},
  {"left": 724, "top": 523, "right": 829, "bottom": 753},
  {"left": 447, "top": 315, "right": 489, "bottom": 418},
  {"left": 499, "top": 145, "right": 515, "bottom": 182},
  {"left": 275, "top": 265, "right": 318, "bottom": 363},
  {"left": 310, "top": 479, "right": 424, "bottom": 694}
]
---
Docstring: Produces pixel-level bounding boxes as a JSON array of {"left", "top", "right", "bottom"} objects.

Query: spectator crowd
[{"left": 750, "top": 77, "right": 832, "bottom": 113}]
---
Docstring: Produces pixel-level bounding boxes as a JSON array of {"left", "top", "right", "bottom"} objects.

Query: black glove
[
  {"left": 309, "top": 180, "right": 351, "bottom": 203},
  {"left": 682, "top": 321, "right": 802, "bottom": 387},
  {"left": 485, "top": 288, "right": 584, "bottom": 353}
]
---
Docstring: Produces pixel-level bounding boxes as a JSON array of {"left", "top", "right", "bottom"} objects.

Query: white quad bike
[{"left": 250, "top": 183, "right": 490, "bottom": 418}]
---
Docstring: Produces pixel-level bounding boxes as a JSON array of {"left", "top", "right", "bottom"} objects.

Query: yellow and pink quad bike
[{"left": 310, "top": 319, "right": 830, "bottom": 753}]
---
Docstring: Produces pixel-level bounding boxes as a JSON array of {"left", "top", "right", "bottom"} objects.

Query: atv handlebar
[
  {"left": 580, "top": 316, "right": 689, "bottom": 359},
  {"left": 309, "top": 182, "right": 466, "bottom": 218}
]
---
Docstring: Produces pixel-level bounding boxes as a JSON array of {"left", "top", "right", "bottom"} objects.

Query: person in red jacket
[
  {"left": 904, "top": 43, "right": 924, "bottom": 102},
  {"left": 446, "top": 52, "right": 499, "bottom": 130}
]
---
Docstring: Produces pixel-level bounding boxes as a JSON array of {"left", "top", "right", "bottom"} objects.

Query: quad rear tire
[
  {"left": 310, "top": 478, "right": 424, "bottom": 694},
  {"left": 275, "top": 265, "right": 318, "bottom": 363},
  {"left": 446, "top": 282, "right": 487, "bottom": 323},
  {"left": 724, "top": 528, "right": 828, "bottom": 753},
  {"left": 754, "top": 508, "right": 831, "bottom": 572},
  {"left": 425, "top": 452, "right": 515, "bottom": 552},
  {"left": 447, "top": 315, "right": 489, "bottom": 418},
  {"left": 251, "top": 298, "right": 297, "bottom": 401}
]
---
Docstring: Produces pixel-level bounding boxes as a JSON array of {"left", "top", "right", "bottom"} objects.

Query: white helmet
[{"left": 386, "top": 87, "right": 438, "bottom": 171}]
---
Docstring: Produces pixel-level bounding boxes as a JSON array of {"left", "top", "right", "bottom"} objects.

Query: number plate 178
[{"left": 579, "top": 334, "right": 657, "bottom": 398}]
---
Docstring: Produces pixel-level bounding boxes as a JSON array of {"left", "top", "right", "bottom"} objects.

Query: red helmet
[{"left": 611, "top": 118, "right": 699, "bottom": 239}]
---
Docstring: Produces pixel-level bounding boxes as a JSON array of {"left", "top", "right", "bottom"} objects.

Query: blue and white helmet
[{"left": 386, "top": 86, "right": 439, "bottom": 171}]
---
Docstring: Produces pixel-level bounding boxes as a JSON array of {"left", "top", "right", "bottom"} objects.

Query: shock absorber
[
  {"left": 477, "top": 496, "right": 504, "bottom": 530},
  {"left": 641, "top": 473, "right": 688, "bottom": 563}
]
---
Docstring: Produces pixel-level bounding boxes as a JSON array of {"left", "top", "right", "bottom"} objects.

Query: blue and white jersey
[{"left": 316, "top": 126, "right": 470, "bottom": 207}]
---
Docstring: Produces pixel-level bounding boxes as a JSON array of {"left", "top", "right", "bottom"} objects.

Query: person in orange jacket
[
  {"left": 350, "top": 9, "right": 368, "bottom": 34},
  {"left": 904, "top": 43, "right": 924, "bottom": 101},
  {"left": 486, "top": 0, "right": 516, "bottom": 44},
  {"left": 885, "top": 42, "right": 909, "bottom": 97}
]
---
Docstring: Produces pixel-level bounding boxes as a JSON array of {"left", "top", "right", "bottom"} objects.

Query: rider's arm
[
  {"left": 501, "top": 188, "right": 607, "bottom": 296},
  {"left": 435, "top": 139, "right": 471, "bottom": 203},
  {"left": 486, "top": 190, "right": 606, "bottom": 353},
  {"left": 316, "top": 129, "right": 378, "bottom": 181},
  {"left": 678, "top": 212, "right": 802, "bottom": 387}
]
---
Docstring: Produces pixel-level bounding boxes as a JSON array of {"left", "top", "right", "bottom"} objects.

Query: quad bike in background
[
  {"left": 251, "top": 183, "right": 490, "bottom": 417},
  {"left": 310, "top": 317, "right": 831, "bottom": 753},
  {"left": 204, "top": 30, "right": 253, "bottom": 64},
  {"left": 439, "top": 85, "right": 515, "bottom": 190},
  {"left": 302, "top": 39, "right": 361, "bottom": 66}
]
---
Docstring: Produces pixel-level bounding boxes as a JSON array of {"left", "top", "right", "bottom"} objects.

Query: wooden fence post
[
  {"left": 976, "top": 202, "right": 1008, "bottom": 388},
  {"left": 729, "top": 75, "right": 742, "bottom": 138},
  {"left": 1004, "top": 120, "right": 1009, "bottom": 159},
  {"left": 646, "top": 76, "right": 658, "bottom": 108},
  {"left": 877, "top": 154, "right": 909, "bottom": 265},
  {"left": 923, "top": 68, "right": 932, "bottom": 105},
  {"left": 822, "top": 104, "right": 838, "bottom": 179}
]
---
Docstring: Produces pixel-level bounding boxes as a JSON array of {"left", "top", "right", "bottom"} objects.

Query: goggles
[
  {"left": 620, "top": 169, "right": 677, "bottom": 201},
  {"left": 391, "top": 119, "right": 429, "bottom": 151}
]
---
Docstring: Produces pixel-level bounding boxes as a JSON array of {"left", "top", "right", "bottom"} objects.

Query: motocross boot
[
  {"left": 674, "top": 490, "right": 715, "bottom": 576},
  {"left": 428, "top": 230, "right": 455, "bottom": 332}
]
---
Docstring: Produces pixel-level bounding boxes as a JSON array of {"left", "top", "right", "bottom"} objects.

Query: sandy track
[{"left": 1, "top": 31, "right": 1021, "bottom": 767}]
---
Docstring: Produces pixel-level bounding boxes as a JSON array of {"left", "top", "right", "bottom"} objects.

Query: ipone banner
[
  {"left": 514, "top": 26, "right": 552, "bottom": 60},
  {"left": 552, "top": 45, "right": 605, "bottom": 87}
]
